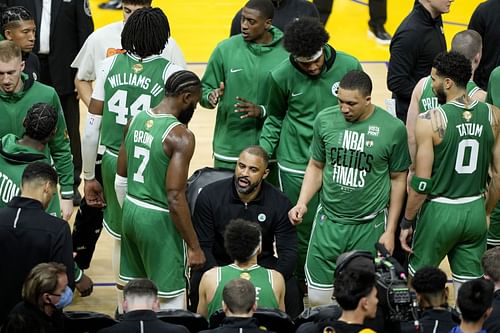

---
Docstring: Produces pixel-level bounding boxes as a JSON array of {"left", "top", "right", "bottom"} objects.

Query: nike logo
[
  {"left": 230, "top": 68, "right": 243, "bottom": 73},
  {"left": 374, "top": 222, "right": 385, "bottom": 229},
  {"left": 291, "top": 92, "right": 303, "bottom": 97}
]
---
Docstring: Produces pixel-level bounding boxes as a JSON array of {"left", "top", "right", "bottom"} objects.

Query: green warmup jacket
[
  {"left": 259, "top": 45, "right": 362, "bottom": 172},
  {"left": 201, "top": 27, "right": 289, "bottom": 164},
  {"left": 0, "top": 74, "right": 73, "bottom": 198},
  {"left": 0, "top": 134, "right": 60, "bottom": 216}
]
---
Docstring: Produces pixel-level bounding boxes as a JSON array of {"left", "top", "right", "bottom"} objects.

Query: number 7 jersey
[
  {"left": 124, "top": 110, "right": 182, "bottom": 209},
  {"left": 93, "top": 52, "right": 182, "bottom": 154},
  {"left": 431, "top": 100, "right": 494, "bottom": 198}
]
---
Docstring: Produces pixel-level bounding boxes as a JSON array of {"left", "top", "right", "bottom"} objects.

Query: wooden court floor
[{"left": 66, "top": 0, "right": 482, "bottom": 315}]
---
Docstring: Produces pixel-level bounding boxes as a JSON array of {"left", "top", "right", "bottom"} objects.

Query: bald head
[{"left": 451, "top": 30, "right": 482, "bottom": 69}]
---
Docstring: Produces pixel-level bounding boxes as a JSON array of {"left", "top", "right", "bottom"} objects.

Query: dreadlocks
[
  {"left": 1, "top": 6, "right": 33, "bottom": 37},
  {"left": 23, "top": 103, "right": 58, "bottom": 142},
  {"left": 121, "top": 7, "right": 170, "bottom": 59},
  {"left": 165, "top": 70, "right": 201, "bottom": 97}
]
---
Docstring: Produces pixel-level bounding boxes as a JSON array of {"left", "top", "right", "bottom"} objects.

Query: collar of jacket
[
  {"left": 122, "top": 309, "right": 157, "bottom": 321},
  {"left": 8, "top": 196, "right": 44, "bottom": 210},
  {"left": 244, "top": 26, "right": 285, "bottom": 55},
  {"left": 0, "top": 134, "right": 48, "bottom": 164},
  {"left": 230, "top": 176, "right": 265, "bottom": 204},
  {"left": 221, "top": 316, "right": 259, "bottom": 328},
  {"left": 290, "top": 44, "right": 336, "bottom": 79},
  {"left": 414, "top": 2, "right": 444, "bottom": 26},
  {"left": 0, "top": 72, "right": 35, "bottom": 101}
]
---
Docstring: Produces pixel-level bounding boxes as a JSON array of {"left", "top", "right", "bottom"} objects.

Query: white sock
[
  {"left": 159, "top": 291, "right": 187, "bottom": 310},
  {"left": 308, "top": 285, "right": 334, "bottom": 307}
]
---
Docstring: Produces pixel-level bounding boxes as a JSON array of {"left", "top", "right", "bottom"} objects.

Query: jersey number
[
  {"left": 454, "top": 139, "right": 479, "bottom": 174},
  {"left": 133, "top": 146, "right": 150, "bottom": 183},
  {"left": 108, "top": 90, "right": 152, "bottom": 125}
]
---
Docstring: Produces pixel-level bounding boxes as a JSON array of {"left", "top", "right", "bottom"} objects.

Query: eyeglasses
[{"left": 49, "top": 292, "right": 62, "bottom": 297}]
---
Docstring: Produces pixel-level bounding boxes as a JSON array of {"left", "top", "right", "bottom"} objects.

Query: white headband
[{"left": 294, "top": 48, "right": 323, "bottom": 63}]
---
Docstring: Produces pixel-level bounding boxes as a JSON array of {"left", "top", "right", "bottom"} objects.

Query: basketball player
[
  {"left": 289, "top": 70, "right": 410, "bottom": 306},
  {"left": 81, "top": 7, "right": 182, "bottom": 313},
  {"left": 115, "top": 70, "right": 205, "bottom": 309},
  {"left": 197, "top": 219, "right": 285, "bottom": 318},
  {"left": 401, "top": 51, "right": 500, "bottom": 294}
]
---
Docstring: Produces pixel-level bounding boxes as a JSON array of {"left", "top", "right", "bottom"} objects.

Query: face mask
[{"left": 54, "top": 286, "right": 73, "bottom": 309}]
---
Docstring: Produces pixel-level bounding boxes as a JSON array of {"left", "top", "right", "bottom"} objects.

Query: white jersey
[{"left": 71, "top": 21, "right": 186, "bottom": 81}]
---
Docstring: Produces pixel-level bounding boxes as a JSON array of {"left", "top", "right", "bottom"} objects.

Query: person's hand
[
  {"left": 84, "top": 179, "right": 105, "bottom": 208},
  {"left": 378, "top": 231, "right": 395, "bottom": 255},
  {"left": 288, "top": 203, "right": 307, "bottom": 225},
  {"left": 208, "top": 82, "right": 225, "bottom": 107},
  {"left": 60, "top": 199, "right": 74, "bottom": 221},
  {"left": 234, "top": 97, "right": 262, "bottom": 119},
  {"left": 399, "top": 227, "right": 413, "bottom": 253},
  {"left": 188, "top": 247, "right": 206, "bottom": 270},
  {"left": 76, "top": 273, "right": 94, "bottom": 297}
]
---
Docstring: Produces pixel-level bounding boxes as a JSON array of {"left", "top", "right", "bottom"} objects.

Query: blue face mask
[{"left": 54, "top": 286, "right": 73, "bottom": 309}]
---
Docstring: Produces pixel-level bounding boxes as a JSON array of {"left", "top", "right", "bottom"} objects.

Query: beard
[
  {"left": 434, "top": 85, "right": 447, "bottom": 105},
  {"left": 234, "top": 176, "right": 261, "bottom": 195},
  {"left": 177, "top": 105, "right": 196, "bottom": 125}
]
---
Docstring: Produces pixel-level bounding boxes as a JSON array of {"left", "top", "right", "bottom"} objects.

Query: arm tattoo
[{"left": 430, "top": 109, "right": 446, "bottom": 138}]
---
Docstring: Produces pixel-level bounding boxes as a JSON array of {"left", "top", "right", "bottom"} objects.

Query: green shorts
[
  {"left": 278, "top": 166, "right": 319, "bottom": 281},
  {"left": 409, "top": 197, "right": 487, "bottom": 282},
  {"left": 488, "top": 202, "right": 500, "bottom": 247},
  {"left": 305, "top": 206, "right": 386, "bottom": 289},
  {"left": 101, "top": 150, "right": 122, "bottom": 239},
  {"left": 119, "top": 195, "right": 187, "bottom": 298}
]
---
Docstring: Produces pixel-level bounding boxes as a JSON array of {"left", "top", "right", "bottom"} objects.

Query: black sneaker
[
  {"left": 368, "top": 25, "right": 392, "bottom": 45},
  {"left": 98, "top": 0, "right": 122, "bottom": 10},
  {"left": 73, "top": 186, "right": 82, "bottom": 207}
]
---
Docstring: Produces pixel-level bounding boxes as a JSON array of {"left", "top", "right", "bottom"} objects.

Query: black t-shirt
[{"left": 296, "top": 319, "right": 376, "bottom": 333}]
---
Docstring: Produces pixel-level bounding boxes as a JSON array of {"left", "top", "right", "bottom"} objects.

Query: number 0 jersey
[
  {"left": 92, "top": 53, "right": 181, "bottom": 154},
  {"left": 431, "top": 100, "right": 494, "bottom": 198},
  {"left": 124, "top": 110, "right": 182, "bottom": 209}
]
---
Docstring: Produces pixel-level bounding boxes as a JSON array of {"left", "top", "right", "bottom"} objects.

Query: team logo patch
[
  {"left": 145, "top": 120, "right": 154, "bottom": 129},
  {"left": 240, "top": 272, "right": 251, "bottom": 280},
  {"left": 367, "top": 125, "right": 379, "bottom": 136},
  {"left": 132, "top": 64, "right": 144, "bottom": 74},
  {"left": 366, "top": 140, "right": 374, "bottom": 148},
  {"left": 331, "top": 82, "right": 340, "bottom": 96},
  {"left": 463, "top": 111, "right": 472, "bottom": 122},
  {"left": 106, "top": 48, "right": 126, "bottom": 58},
  {"left": 323, "top": 326, "right": 335, "bottom": 333},
  {"left": 258, "top": 213, "right": 266, "bottom": 222}
]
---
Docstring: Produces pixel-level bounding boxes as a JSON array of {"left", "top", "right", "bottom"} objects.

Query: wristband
[
  {"left": 410, "top": 175, "right": 432, "bottom": 194},
  {"left": 400, "top": 217, "right": 415, "bottom": 230}
]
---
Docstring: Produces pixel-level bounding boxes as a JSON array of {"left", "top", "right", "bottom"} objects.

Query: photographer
[
  {"left": 296, "top": 268, "right": 378, "bottom": 333},
  {"left": 404, "top": 267, "right": 459, "bottom": 333}
]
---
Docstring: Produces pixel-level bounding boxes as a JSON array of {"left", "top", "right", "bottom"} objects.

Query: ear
[
  {"left": 152, "top": 298, "right": 160, "bottom": 312},
  {"left": 365, "top": 95, "right": 372, "bottom": 105},
  {"left": 43, "top": 181, "right": 53, "bottom": 194},
  {"left": 444, "top": 286, "right": 449, "bottom": 300},
  {"left": 123, "top": 299, "right": 129, "bottom": 313},
  {"left": 251, "top": 302, "right": 257, "bottom": 313},
  {"left": 4, "top": 29, "right": 13, "bottom": 40},
  {"left": 42, "top": 292, "right": 52, "bottom": 305},
  {"left": 485, "top": 307, "right": 493, "bottom": 319},
  {"left": 360, "top": 296, "right": 368, "bottom": 311},
  {"left": 265, "top": 18, "right": 272, "bottom": 30},
  {"left": 182, "top": 92, "right": 191, "bottom": 105},
  {"left": 222, "top": 301, "right": 228, "bottom": 313},
  {"left": 443, "top": 78, "right": 453, "bottom": 90},
  {"left": 20, "top": 60, "right": 25, "bottom": 72},
  {"left": 262, "top": 167, "right": 270, "bottom": 179}
]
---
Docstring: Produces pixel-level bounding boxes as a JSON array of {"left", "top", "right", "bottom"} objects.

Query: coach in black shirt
[
  {"left": 387, "top": 0, "right": 449, "bottom": 122},
  {"left": 192, "top": 145, "right": 299, "bottom": 316}
]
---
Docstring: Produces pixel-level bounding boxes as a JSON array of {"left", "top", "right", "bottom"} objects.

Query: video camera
[{"left": 374, "top": 243, "right": 418, "bottom": 323}]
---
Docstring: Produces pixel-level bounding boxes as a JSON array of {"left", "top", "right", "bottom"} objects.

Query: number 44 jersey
[
  {"left": 431, "top": 100, "right": 494, "bottom": 198},
  {"left": 93, "top": 52, "right": 182, "bottom": 154}
]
